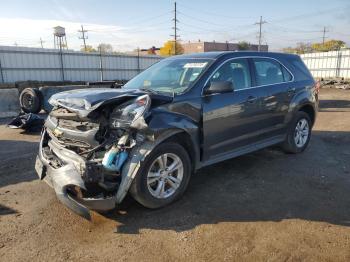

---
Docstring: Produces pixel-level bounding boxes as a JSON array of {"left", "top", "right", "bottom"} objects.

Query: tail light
[{"left": 315, "top": 80, "right": 321, "bottom": 94}]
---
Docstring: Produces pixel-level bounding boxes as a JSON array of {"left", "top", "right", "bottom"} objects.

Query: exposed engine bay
[{"left": 36, "top": 88, "right": 175, "bottom": 219}]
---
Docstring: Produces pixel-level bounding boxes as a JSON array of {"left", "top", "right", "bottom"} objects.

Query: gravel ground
[{"left": 0, "top": 88, "right": 350, "bottom": 262}]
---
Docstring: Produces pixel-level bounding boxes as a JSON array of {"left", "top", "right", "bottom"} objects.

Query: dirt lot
[{"left": 1, "top": 88, "right": 350, "bottom": 261}]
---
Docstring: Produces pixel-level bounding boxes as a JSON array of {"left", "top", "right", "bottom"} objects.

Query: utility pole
[
  {"left": 137, "top": 47, "right": 140, "bottom": 73},
  {"left": 322, "top": 26, "right": 329, "bottom": 45},
  {"left": 171, "top": 1, "right": 180, "bottom": 55},
  {"left": 39, "top": 38, "right": 45, "bottom": 48},
  {"left": 98, "top": 45, "right": 104, "bottom": 81},
  {"left": 255, "top": 16, "right": 267, "bottom": 51},
  {"left": 78, "top": 25, "right": 88, "bottom": 51}
]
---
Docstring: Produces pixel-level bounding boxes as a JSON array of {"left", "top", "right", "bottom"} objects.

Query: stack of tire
[{"left": 19, "top": 82, "right": 122, "bottom": 114}]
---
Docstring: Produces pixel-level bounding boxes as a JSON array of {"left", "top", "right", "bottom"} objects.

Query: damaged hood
[{"left": 49, "top": 88, "right": 172, "bottom": 117}]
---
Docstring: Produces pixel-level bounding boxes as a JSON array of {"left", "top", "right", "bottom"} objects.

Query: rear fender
[{"left": 285, "top": 85, "right": 316, "bottom": 126}]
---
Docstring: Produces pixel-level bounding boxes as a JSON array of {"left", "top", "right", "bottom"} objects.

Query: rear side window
[
  {"left": 289, "top": 57, "right": 313, "bottom": 81},
  {"left": 210, "top": 58, "right": 251, "bottom": 90},
  {"left": 253, "top": 58, "right": 292, "bottom": 85}
]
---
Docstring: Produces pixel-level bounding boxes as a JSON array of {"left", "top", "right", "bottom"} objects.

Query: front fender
[
  {"left": 147, "top": 111, "right": 200, "bottom": 168},
  {"left": 116, "top": 128, "right": 191, "bottom": 204},
  {"left": 115, "top": 112, "right": 201, "bottom": 204}
]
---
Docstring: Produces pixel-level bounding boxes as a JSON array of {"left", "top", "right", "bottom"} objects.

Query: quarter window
[
  {"left": 209, "top": 59, "right": 251, "bottom": 90},
  {"left": 253, "top": 58, "right": 291, "bottom": 85}
]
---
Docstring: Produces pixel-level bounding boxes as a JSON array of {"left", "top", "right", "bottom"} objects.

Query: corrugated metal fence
[
  {"left": 300, "top": 49, "right": 350, "bottom": 79},
  {"left": 0, "top": 45, "right": 162, "bottom": 83}
]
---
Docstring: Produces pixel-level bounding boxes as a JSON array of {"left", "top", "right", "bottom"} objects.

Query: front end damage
[{"left": 35, "top": 89, "right": 172, "bottom": 219}]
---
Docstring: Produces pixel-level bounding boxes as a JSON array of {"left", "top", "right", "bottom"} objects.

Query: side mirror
[{"left": 204, "top": 81, "right": 234, "bottom": 95}]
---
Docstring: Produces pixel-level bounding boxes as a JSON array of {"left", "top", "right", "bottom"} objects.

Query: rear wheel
[
  {"left": 130, "top": 142, "right": 192, "bottom": 209},
  {"left": 282, "top": 111, "right": 311, "bottom": 153}
]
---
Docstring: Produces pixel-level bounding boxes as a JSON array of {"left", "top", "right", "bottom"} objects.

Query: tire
[
  {"left": 19, "top": 88, "right": 43, "bottom": 114},
  {"left": 130, "top": 142, "right": 192, "bottom": 209},
  {"left": 282, "top": 111, "right": 312, "bottom": 154}
]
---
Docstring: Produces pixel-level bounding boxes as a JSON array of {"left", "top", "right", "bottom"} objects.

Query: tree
[
  {"left": 237, "top": 41, "right": 250, "bottom": 50},
  {"left": 97, "top": 43, "right": 113, "bottom": 53},
  {"left": 283, "top": 39, "right": 346, "bottom": 54},
  {"left": 282, "top": 42, "right": 312, "bottom": 54},
  {"left": 282, "top": 47, "right": 298, "bottom": 54},
  {"left": 295, "top": 42, "right": 313, "bottom": 54},
  {"left": 160, "top": 41, "right": 184, "bottom": 56},
  {"left": 81, "top": 45, "right": 96, "bottom": 52},
  {"left": 311, "top": 40, "right": 345, "bottom": 52}
]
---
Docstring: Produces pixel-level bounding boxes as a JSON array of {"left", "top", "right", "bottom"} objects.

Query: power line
[
  {"left": 269, "top": 5, "right": 349, "bottom": 24},
  {"left": 178, "top": 10, "right": 234, "bottom": 27},
  {"left": 267, "top": 23, "right": 323, "bottom": 34},
  {"left": 255, "top": 16, "right": 267, "bottom": 51},
  {"left": 176, "top": 2, "right": 251, "bottom": 20},
  {"left": 78, "top": 25, "right": 88, "bottom": 51},
  {"left": 122, "top": 11, "right": 172, "bottom": 27}
]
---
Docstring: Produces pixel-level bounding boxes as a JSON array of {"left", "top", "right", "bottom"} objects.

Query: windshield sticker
[
  {"left": 183, "top": 62, "right": 208, "bottom": 68},
  {"left": 143, "top": 80, "right": 151, "bottom": 87}
]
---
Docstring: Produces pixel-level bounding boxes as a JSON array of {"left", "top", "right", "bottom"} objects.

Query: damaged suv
[{"left": 35, "top": 51, "right": 318, "bottom": 219}]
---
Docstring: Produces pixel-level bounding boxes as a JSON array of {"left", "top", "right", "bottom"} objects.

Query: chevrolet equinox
[{"left": 35, "top": 51, "right": 319, "bottom": 219}]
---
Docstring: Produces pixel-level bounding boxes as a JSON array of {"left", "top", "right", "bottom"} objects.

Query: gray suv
[{"left": 35, "top": 51, "right": 319, "bottom": 219}]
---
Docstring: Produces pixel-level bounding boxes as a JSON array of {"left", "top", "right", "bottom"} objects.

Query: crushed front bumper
[{"left": 35, "top": 130, "right": 116, "bottom": 220}]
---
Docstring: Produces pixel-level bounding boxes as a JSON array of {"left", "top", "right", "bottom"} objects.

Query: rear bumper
[{"left": 35, "top": 130, "right": 116, "bottom": 220}]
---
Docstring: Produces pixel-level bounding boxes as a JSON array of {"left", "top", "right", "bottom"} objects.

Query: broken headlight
[{"left": 110, "top": 95, "right": 151, "bottom": 129}]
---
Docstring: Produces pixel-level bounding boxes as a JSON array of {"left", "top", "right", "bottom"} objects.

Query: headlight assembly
[{"left": 110, "top": 95, "right": 151, "bottom": 129}]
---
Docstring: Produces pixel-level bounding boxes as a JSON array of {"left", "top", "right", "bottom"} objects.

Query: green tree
[
  {"left": 311, "top": 40, "right": 345, "bottom": 52},
  {"left": 81, "top": 45, "right": 96, "bottom": 52},
  {"left": 160, "top": 41, "right": 184, "bottom": 56},
  {"left": 282, "top": 42, "right": 312, "bottom": 54},
  {"left": 237, "top": 41, "right": 250, "bottom": 50},
  {"left": 283, "top": 39, "right": 346, "bottom": 54}
]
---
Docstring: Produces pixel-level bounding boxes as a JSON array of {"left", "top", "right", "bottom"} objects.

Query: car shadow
[
  {"left": 0, "top": 204, "right": 18, "bottom": 216},
  {"left": 106, "top": 130, "right": 350, "bottom": 234},
  {"left": 0, "top": 140, "right": 38, "bottom": 188},
  {"left": 319, "top": 99, "right": 350, "bottom": 112}
]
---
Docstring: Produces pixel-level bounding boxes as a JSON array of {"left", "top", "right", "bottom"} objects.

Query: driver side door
[{"left": 202, "top": 58, "right": 265, "bottom": 164}]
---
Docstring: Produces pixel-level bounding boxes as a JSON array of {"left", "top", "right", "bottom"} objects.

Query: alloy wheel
[
  {"left": 146, "top": 153, "right": 184, "bottom": 199},
  {"left": 294, "top": 118, "right": 309, "bottom": 148}
]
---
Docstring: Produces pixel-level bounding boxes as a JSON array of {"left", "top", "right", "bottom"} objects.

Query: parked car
[{"left": 35, "top": 51, "right": 318, "bottom": 219}]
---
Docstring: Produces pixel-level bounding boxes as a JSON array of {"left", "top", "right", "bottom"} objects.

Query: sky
[{"left": 0, "top": 0, "right": 349, "bottom": 52}]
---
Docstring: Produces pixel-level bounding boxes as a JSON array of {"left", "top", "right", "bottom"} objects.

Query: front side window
[
  {"left": 209, "top": 58, "right": 251, "bottom": 90},
  {"left": 253, "top": 58, "right": 291, "bottom": 85},
  {"left": 123, "top": 58, "right": 211, "bottom": 95}
]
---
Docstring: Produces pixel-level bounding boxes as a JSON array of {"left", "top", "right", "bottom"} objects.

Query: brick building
[{"left": 182, "top": 41, "right": 268, "bottom": 54}]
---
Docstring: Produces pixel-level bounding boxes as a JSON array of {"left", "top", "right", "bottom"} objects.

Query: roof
[{"left": 172, "top": 51, "right": 299, "bottom": 60}]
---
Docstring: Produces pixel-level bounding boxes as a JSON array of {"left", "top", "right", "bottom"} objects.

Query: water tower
[{"left": 53, "top": 26, "right": 68, "bottom": 50}]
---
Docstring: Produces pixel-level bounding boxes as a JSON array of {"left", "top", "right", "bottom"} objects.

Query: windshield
[{"left": 123, "top": 58, "right": 211, "bottom": 95}]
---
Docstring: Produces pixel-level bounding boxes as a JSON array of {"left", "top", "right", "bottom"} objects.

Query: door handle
[{"left": 246, "top": 96, "right": 257, "bottom": 103}]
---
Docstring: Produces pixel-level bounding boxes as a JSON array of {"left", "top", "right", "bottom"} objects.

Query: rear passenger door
[{"left": 251, "top": 57, "right": 294, "bottom": 137}]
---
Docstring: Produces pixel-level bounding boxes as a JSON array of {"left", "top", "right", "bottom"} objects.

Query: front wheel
[
  {"left": 130, "top": 142, "right": 192, "bottom": 209},
  {"left": 282, "top": 111, "right": 312, "bottom": 153}
]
